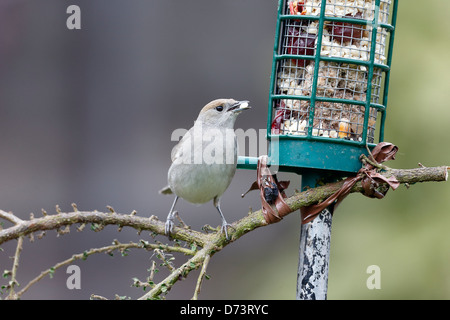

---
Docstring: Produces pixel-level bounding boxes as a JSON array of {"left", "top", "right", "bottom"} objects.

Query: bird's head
[{"left": 196, "top": 99, "right": 250, "bottom": 128}]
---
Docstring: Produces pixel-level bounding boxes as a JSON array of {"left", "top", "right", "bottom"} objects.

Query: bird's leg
[
  {"left": 213, "top": 196, "right": 232, "bottom": 240},
  {"left": 165, "top": 195, "right": 179, "bottom": 237}
]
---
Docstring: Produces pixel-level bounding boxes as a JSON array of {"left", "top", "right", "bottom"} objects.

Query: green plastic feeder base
[
  {"left": 269, "top": 139, "right": 371, "bottom": 174},
  {"left": 237, "top": 139, "right": 372, "bottom": 176}
]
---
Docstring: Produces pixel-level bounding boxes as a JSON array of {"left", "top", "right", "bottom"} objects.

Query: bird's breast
[
  {"left": 168, "top": 162, "right": 236, "bottom": 204},
  {"left": 168, "top": 125, "right": 238, "bottom": 204}
]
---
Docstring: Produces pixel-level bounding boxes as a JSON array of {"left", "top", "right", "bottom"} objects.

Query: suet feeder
[
  {"left": 237, "top": 0, "right": 399, "bottom": 300},
  {"left": 239, "top": 0, "right": 398, "bottom": 179}
]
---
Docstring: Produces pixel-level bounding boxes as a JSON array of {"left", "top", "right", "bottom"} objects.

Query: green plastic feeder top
[{"left": 260, "top": 0, "right": 399, "bottom": 175}]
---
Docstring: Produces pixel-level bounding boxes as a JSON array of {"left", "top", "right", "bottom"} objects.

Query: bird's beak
[{"left": 228, "top": 100, "right": 251, "bottom": 113}]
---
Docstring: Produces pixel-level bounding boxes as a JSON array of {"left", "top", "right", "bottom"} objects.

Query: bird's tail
[{"left": 159, "top": 185, "right": 173, "bottom": 195}]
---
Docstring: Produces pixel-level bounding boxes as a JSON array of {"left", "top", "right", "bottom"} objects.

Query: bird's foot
[
  {"left": 220, "top": 222, "right": 234, "bottom": 241},
  {"left": 165, "top": 216, "right": 174, "bottom": 238}
]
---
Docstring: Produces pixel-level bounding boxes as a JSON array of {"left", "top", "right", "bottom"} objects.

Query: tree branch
[
  {"left": 193, "top": 253, "right": 211, "bottom": 300},
  {"left": 0, "top": 164, "right": 448, "bottom": 299},
  {"left": 0, "top": 209, "right": 207, "bottom": 247},
  {"left": 6, "top": 236, "right": 23, "bottom": 300}
]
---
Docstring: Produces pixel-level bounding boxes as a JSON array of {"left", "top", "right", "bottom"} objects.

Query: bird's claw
[
  {"left": 220, "top": 222, "right": 234, "bottom": 241},
  {"left": 165, "top": 217, "right": 174, "bottom": 238}
]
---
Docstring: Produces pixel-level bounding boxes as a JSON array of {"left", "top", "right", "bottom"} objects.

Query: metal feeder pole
[
  {"left": 297, "top": 207, "right": 333, "bottom": 300},
  {"left": 296, "top": 172, "right": 333, "bottom": 300}
]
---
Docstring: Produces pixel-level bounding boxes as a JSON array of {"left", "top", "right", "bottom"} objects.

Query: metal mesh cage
[{"left": 267, "top": 0, "right": 398, "bottom": 173}]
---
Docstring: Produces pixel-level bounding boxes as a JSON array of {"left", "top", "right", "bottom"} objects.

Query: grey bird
[{"left": 160, "top": 99, "right": 250, "bottom": 240}]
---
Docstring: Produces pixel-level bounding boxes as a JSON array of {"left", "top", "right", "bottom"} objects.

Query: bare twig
[
  {"left": 153, "top": 249, "right": 176, "bottom": 272},
  {"left": 5, "top": 236, "right": 24, "bottom": 300},
  {"left": 192, "top": 254, "right": 211, "bottom": 300},
  {"left": 90, "top": 294, "right": 109, "bottom": 300},
  {"left": 138, "top": 247, "right": 210, "bottom": 300},
  {"left": 14, "top": 240, "right": 194, "bottom": 299},
  {"left": 174, "top": 211, "right": 189, "bottom": 229},
  {"left": 148, "top": 260, "right": 157, "bottom": 282},
  {"left": 15, "top": 242, "right": 140, "bottom": 298},
  {"left": 0, "top": 210, "right": 23, "bottom": 225},
  {"left": 0, "top": 211, "right": 207, "bottom": 247}
]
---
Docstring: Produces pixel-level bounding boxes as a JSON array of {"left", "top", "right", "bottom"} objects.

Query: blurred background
[{"left": 0, "top": 0, "right": 449, "bottom": 300}]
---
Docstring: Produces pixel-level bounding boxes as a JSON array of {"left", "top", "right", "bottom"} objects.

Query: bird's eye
[{"left": 215, "top": 106, "right": 224, "bottom": 112}]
